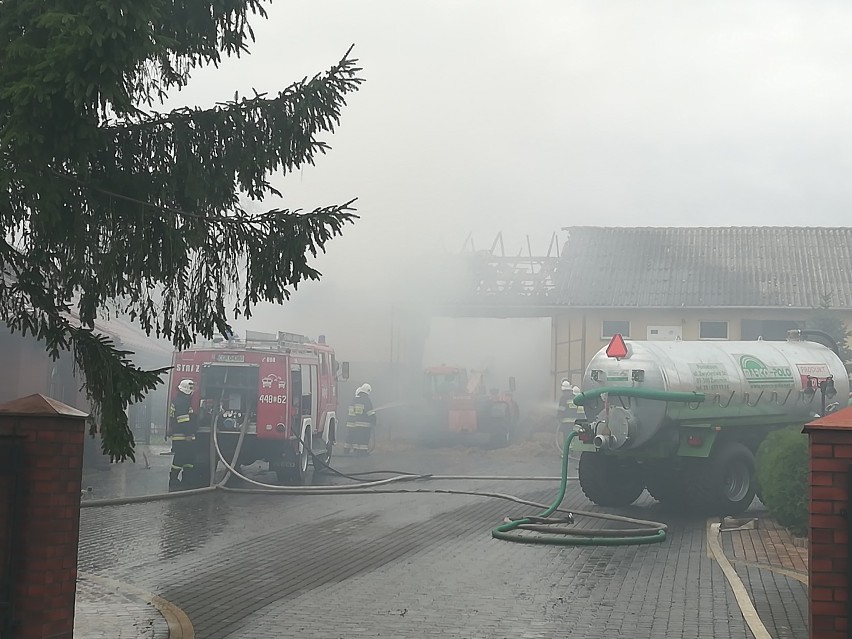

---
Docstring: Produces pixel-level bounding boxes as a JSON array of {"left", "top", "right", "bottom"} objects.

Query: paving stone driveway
[
  {"left": 75, "top": 576, "right": 168, "bottom": 638},
  {"left": 77, "top": 445, "right": 766, "bottom": 639}
]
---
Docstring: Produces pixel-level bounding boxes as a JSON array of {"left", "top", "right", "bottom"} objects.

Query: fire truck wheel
[
  {"left": 488, "top": 423, "right": 511, "bottom": 449},
  {"left": 578, "top": 452, "right": 645, "bottom": 507},
  {"left": 182, "top": 464, "right": 210, "bottom": 489},
  {"left": 277, "top": 428, "right": 312, "bottom": 485},
  {"left": 314, "top": 439, "right": 333, "bottom": 469}
]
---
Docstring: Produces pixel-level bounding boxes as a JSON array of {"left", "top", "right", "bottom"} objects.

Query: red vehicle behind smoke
[
  {"left": 421, "top": 365, "right": 519, "bottom": 447},
  {"left": 166, "top": 331, "right": 349, "bottom": 485}
]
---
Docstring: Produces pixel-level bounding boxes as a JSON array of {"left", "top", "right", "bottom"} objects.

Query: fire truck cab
[{"left": 167, "top": 330, "right": 348, "bottom": 486}]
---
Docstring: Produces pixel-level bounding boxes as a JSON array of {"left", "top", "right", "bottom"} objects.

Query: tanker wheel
[
  {"left": 686, "top": 442, "right": 756, "bottom": 515},
  {"left": 578, "top": 452, "right": 645, "bottom": 507},
  {"left": 645, "top": 467, "right": 687, "bottom": 508}
]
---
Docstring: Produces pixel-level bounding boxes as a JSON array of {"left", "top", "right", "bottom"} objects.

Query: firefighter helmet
[
  {"left": 178, "top": 379, "right": 194, "bottom": 395},
  {"left": 360, "top": 383, "right": 372, "bottom": 395},
  {"left": 561, "top": 380, "right": 572, "bottom": 391}
]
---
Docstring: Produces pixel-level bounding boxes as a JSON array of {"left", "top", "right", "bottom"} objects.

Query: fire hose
[
  {"left": 490, "top": 431, "right": 666, "bottom": 546},
  {"left": 82, "top": 417, "right": 667, "bottom": 546}
]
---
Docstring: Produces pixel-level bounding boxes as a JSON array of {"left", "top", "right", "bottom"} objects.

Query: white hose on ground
[
  {"left": 428, "top": 475, "right": 574, "bottom": 481},
  {"left": 218, "top": 485, "right": 667, "bottom": 532},
  {"left": 212, "top": 408, "right": 248, "bottom": 487},
  {"left": 81, "top": 420, "right": 581, "bottom": 507},
  {"left": 212, "top": 416, "right": 432, "bottom": 492},
  {"left": 82, "top": 414, "right": 668, "bottom": 538}
]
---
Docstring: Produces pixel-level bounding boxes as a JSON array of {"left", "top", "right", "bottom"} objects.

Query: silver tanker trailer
[{"left": 572, "top": 329, "right": 848, "bottom": 514}]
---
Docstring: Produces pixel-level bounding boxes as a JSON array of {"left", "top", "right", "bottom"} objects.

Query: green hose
[
  {"left": 491, "top": 432, "right": 667, "bottom": 546},
  {"left": 573, "top": 386, "right": 705, "bottom": 406}
]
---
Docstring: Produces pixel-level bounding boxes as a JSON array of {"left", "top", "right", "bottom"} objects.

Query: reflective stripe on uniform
[
  {"left": 348, "top": 406, "right": 365, "bottom": 416},
  {"left": 170, "top": 434, "right": 195, "bottom": 441},
  {"left": 176, "top": 415, "right": 191, "bottom": 423},
  {"left": 346, "top": 422, "right": 372, "bottom": 429}
]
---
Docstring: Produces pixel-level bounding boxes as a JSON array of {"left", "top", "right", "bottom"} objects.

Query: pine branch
[{"left": 0, "top": 2, "right": 364, "bottom": 456}]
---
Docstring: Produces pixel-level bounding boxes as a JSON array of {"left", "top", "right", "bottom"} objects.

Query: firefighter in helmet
[
  {"left": 557, "top": 380, "right": 584, "bottom": 440},
  {"left": 344, "top": 383, "right": 376, "bottom": 455},
  {"left": 169, "top": 379, "right": 197, "bottom": 489}
]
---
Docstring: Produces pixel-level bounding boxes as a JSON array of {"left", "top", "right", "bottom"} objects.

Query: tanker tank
[{"left": 570, "top": 330, "right": 848, "bottom": 514}]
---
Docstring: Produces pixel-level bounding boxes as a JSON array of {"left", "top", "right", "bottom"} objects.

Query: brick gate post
[
  {"left": 805, "top": 406, "right": 852, "bottom": 639},
  {"left": 0, "top": 394, "right": 88, "bottom": 639}
]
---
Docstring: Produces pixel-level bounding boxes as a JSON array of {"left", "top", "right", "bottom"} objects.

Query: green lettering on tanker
[
  {"left": 738, "top": 355, "right": 794, "bottom": 387},
  {"left": 688, "top": 363, "right": 730, "bottom": 392}
]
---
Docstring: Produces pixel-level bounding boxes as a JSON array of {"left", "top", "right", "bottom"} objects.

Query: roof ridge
[
  {"left": 556, "top": 227, "right": 852, "bottom": 308},
  {"left": 563, "top": 226, "right": 852, "bottom": 231}
]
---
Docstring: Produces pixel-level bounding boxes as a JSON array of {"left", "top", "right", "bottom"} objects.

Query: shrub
[{"left": 755, "top": 426, "right": 809, "bottom": 537}]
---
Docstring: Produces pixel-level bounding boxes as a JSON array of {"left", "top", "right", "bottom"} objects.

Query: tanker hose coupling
[{"left": 593, "top": 434, "right": 616, "bottom": 449}]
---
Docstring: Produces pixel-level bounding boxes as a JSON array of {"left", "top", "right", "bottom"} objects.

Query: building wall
[
  {"left": 0, "top": 329, "right": 172, "bottom": 463},
  {"left": 0, "top": 333, "right": 84, "bottom": 408},
  {"left": 552, "top": 308, "right": 852, "bottom": 394}
]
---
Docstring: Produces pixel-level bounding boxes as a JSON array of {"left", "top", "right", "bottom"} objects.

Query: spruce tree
[{"left": 0, "top": 1, "right": 363, "bottom": 458}]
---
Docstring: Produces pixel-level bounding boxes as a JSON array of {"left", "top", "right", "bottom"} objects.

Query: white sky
[{"left": 158, "top": 0, "right": 852, "bottom": 359}]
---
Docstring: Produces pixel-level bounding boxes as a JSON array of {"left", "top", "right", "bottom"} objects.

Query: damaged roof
[{"left": 556, "top": 226, "right": 852, "bottom": 308}]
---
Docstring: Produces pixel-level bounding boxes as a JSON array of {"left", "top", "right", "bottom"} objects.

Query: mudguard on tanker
[{"left": 571, "top": 330, "right": 848, "bottom": 514}]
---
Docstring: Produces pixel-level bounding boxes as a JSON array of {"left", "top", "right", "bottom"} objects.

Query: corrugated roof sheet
[
  {"left": 556, "top": 227, "right": 852, "bottom": 308},
  {"left": 66, "top": 312, "right": 174, "bottom": 358}
]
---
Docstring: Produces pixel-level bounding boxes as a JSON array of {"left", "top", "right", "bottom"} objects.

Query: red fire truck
[{"left": 166, "top": 330, "right": 349, "bottom": 486}]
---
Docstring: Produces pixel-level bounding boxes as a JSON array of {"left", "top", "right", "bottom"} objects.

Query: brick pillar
[
  {"left": 0, "top": 394, "right": 88, "bottom": 639},
  {"left": 805, "top": 407, "right": 852, "bottom": 639}
]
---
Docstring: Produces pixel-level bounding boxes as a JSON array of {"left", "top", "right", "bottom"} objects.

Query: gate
[{"left": 0, "top": 434, "right": 24, "bottom": 639}]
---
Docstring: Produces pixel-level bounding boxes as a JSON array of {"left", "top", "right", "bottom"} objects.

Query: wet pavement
[
  {"left": 722, "top": 517, "right": 809, "bottom": 639},
  {"left": 76, "top": 435, "right": 790, "bottom": 638},
  {"left": 75, "top": 575, "right": 168, "bottom": 638},
  {"left": 81, "top": 443, "right": 185, "bottom": 501}
]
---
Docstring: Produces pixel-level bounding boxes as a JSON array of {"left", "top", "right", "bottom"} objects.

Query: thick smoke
[{"left": 231, "top": 235, "right": 556, "bottom": 434}]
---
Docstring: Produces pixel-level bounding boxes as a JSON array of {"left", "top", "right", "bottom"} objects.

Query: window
[
  {"left": 602, "top": 320, "right": 630, "bottom": 339},
  {"left": 741, "top": 319, "right": 803, "bottom": 341},
  {"left": 699, "top": 321, "right": 729, "bottom": 340},
  {"left": 300, "top": 364, "right": 314, "bottom": 396}
]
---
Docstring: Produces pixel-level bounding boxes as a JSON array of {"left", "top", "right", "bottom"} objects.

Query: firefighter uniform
[
  {"left": 557, "top": 384, "right": 584, "bottom": 437},
  {"left": 169, "top": 381, "right": 197, "bottom": 487},
  {"left": 345, "top": 385, "right": 375, "bottom": 455}
]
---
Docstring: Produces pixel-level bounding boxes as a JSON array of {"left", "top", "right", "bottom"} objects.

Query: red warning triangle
[{"left": 606, "top": 333, "right": 629, "bottom": 359}]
